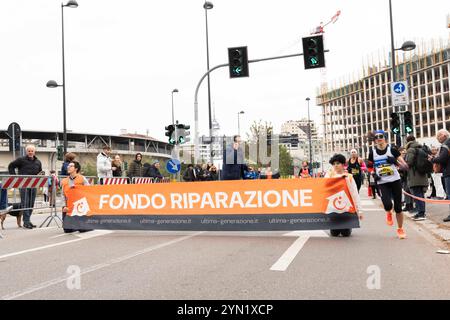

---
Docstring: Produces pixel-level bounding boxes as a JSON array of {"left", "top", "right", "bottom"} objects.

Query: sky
[{"left": 0, "top": 0, "right": 449, "bottom": 142}]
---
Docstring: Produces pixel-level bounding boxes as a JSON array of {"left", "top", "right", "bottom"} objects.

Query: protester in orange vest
[{"left": 61, "top": 161, "right": 91, "bottom": 233}]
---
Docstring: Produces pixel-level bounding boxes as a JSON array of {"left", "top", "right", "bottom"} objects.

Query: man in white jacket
[{"left": 97, "top": 145, "right": 112, "bottom": 182}]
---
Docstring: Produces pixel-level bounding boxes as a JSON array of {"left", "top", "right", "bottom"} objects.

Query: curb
[{"left": 403, "top": 211, "right": 450, "bottom": 243}]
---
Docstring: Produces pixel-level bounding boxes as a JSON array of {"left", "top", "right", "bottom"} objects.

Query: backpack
[{"left": 413, "top": 145, "right": 433, "bottom": 175}]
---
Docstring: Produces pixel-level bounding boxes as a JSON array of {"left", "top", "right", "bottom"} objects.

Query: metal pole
[
  {"left": 306, "top": 98, "right": 313, "bottom": 171},
  {"left": 61, "top": 3, "right": 68, "bottom": 155},
  {"left": 237, "top": 112, "right": 241, "bottom": 136},
  {"left": 389, "top": 0, "right": 405, "bottom": 146},
  {"left": 204, "top": 4, "right": 214, "bottom": 163}
]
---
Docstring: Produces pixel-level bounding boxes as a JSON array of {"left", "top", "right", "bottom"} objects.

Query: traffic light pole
[{"left": 193, "top": 50, "right": 329, "bottom": 163}]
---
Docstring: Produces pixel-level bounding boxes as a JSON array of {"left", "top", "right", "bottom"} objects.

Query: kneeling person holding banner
[
  {"left": 61, "top": 161, "right": 92, "bottom": 233},
  {"left": 325, "top": 154, "right": 362, "bottom": 237}
]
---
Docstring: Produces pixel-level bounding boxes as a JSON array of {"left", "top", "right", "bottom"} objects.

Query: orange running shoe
[
  {"left": 397, "top": 228, "right": 406, "bottom": 239},
  {"left": 386, "top": 211, "right": 393, "bottom": 226}
]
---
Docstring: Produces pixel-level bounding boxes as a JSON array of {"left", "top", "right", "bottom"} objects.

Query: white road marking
[
  {"left": 271, "top": 230, "right": 328, "bottom": 272},
  {"left": 361, "top": 208, "right": 383, "bottom": 211},
  {"left": 1, "top": 231, "right": 204, "bottom": 300},
  {"left": 0, "top": 230, "right": 113, "bottom": 260}
]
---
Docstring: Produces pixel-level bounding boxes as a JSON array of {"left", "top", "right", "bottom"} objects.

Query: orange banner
[{"left": 66, "top": 178, "right": 357, "bottom": 216}]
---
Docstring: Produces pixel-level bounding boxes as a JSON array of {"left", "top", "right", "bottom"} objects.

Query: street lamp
[
  {"left": 306, "top": 98, "right": 313, "bottom": 171},
  {"left": 389, "top": 0, "right": 416, "bottom": 145},
  {"left": 237, "top": 111, "right": 245, "bottom": 136},
  {"left": 203, "top": 1, "right": 214, "bottom": 161},
  {"left": 46, "top": 0, "right": 78, "bottom": 155}
]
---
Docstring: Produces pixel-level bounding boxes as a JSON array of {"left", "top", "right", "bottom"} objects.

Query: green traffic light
[
  {"left": 309, "top": 56, "right": 319, "bottom": 66},
  {"left": 179, "top": 136, "right": 185, "bottom": 144}
]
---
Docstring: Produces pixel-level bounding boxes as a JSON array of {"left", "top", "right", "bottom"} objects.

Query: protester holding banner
[
  {"left": 368, "top": 130, "right": 408, "bottom": 239},
  {"left": 8, "top": 145, "right": 43, "bottom": 229},
  {"left": 97, "top": 145, "right": 112, "bottom": 181},
  {"left": 429, "top": 129, "right": 450, "bottom": 222},
  {"left": 61, "top": 161, "right": 91, "bottom": 233}
]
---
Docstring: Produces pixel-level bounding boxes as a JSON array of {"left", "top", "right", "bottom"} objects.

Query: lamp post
[
  {"left": 203, "top": 1, "right": 214, "bottom": 161},
  {"left": 306, "top": 97, "right": 313, "bottom": 171},
  {"left": 46, "top": 0, "right": 78, "bottom": 155},
  {"left": 389, "top": 0, "right": 416, "bottom": 146},
  {"left": 237, "top": 111, "right": 245, "bottom": 136}
]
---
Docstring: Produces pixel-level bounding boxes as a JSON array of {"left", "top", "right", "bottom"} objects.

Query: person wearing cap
[
  {"left": 97, "top": 145, "right": 112, "bottom": 182},
  {"left": 146, "top": 160, "right": 163, "bottom": 180},
  {"left": 346, "top": 149, "right": 367, "bottom": 192},
  {"left": 368, "top": 130, "right": 408, "bottom": 239}
]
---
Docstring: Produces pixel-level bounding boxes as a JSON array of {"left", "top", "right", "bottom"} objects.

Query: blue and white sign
[
  {"left": 391, "top": 81, "right": 409, "bottom": 107},
  {"left": 166, "top": 158, "right": 181, "bottom": 174}
]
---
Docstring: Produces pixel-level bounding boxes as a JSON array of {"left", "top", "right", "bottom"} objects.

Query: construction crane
[{"left": 310, "top": 10, "right": 341, "bottom": 96}]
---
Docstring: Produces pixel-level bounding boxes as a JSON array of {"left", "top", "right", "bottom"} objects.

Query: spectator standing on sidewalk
[
  {"left": 111, "top": 155, "right": 123, "bottom": 177},
  {"left": 148, "top": 160, "right": 164, "bottom": 180},
  {"left": 8, "top": 145, "right": 44, "bottom": 229},
  {"left": 405, "top": 136, "right": 429, "bottom": 221},
  {"left": 127, "top": 153, "right": 144, "bottom": 180},
  {"left": 61, "top": 152, "right": 76, "bottom": 176},
  {"left": 430, "top": 129, "right": 450, "bottom": 222},
  {"left": 398, "top": 147, "right": 414, "bottom": 213},
  {"left": 182, "top": 164, "right": 197, "bottom": 182},
  {"left": 222, "top": 135, "right": 247, "bottom": 180},
  {"left": 368, "top": 130, "right": 408, "bottom": 239},
  {"left": 299, "top": 161, "right": 312, "bottom": 178},
  {"left": 97, "top": 145, "right": 112, "bottom": 183}
]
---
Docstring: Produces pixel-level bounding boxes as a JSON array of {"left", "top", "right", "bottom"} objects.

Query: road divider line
[
  {"left": 1, "top": 231, "right": 204, "bottom": 300},
  {"left": 270, "top": 236, "right": 310, "bottom": 271},
  {"left": 0, "top": 230, "right": 113, "bottom": 260}
]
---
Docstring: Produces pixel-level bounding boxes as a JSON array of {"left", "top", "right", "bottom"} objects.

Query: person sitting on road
[{"left": 61, "top": 161, "right": 92, "bottom": 233}]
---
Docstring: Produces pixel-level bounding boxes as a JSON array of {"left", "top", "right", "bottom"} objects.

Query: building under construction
[{"left": 317, "top": 40, "right": 450, "bottom": 158}]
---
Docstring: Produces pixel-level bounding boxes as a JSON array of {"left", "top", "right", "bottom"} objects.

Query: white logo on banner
[
  {"left": 325, "top": 191, "right": 353, "bottom": 214},
  {"left": 72, "top": 197, "right": 90, "bottom": 216}
]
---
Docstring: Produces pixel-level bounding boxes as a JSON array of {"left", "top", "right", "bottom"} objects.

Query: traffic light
[
  {"left": 57, "top": 145, "right": 64, "bottom": 161},
  {"left": 176, "top": 124, "right": 190, "bottom": 144},
  {"left": 165, "top": 124, "right": 176, "bottom": 145},
  {"left": 7, "top": 122, "right": 21, "bottom": 152},
  {"left": 390, "top": 112, "right": 400, "bottom": 135},
  {"left": 302, "top": 35, "right": 325, "bottom": 69},
  {"left": 227, "top": 46, "right": 249, "bottom": 78},
  {"left": 404, "top": 111, "right": 413, "bottom": 134}
]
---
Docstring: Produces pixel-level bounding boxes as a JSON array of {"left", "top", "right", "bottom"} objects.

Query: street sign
[
  {"left": 166, "top": 158, "right": 181, "bottom": 174},
  {"left": 391, "top": 81, "right": 409, "bottom": 107}
]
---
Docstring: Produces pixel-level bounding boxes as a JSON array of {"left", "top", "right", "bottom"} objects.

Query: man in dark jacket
[
  {"left": 182, "top": 164, "right": 197, "bottom": 182},
  {"left": 430, "top": 129, "right": 450, "bottom": 222},
  {"left": 405, "top": 136, "right": 429, "bottom": 221},
  {"left": 222, "top": 135, "right": 247, "bottom": 180},
  {"left": 146, "top": 160, "right": 163, "bottom": 180},
  {"left": 8, "top": 145, "right": 43, "bottom": 229},
  {"left": 127, "top": 153, "right": 143, "bottom": 180}
]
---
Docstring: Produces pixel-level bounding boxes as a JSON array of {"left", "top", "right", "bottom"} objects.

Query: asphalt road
[{"left": 1, "top": 187, "right": 450, "bottom": 300}]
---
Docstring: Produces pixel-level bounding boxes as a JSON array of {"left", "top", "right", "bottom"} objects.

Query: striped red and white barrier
[
  {"left": 101, "top": 177, "right": 129, "bottom": 185},
  {"left": 132, "top": 177, "right": 154, "bottom": 184},
  {"left": 0, "top": 176, "right": 49, "bottom": 189}
]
